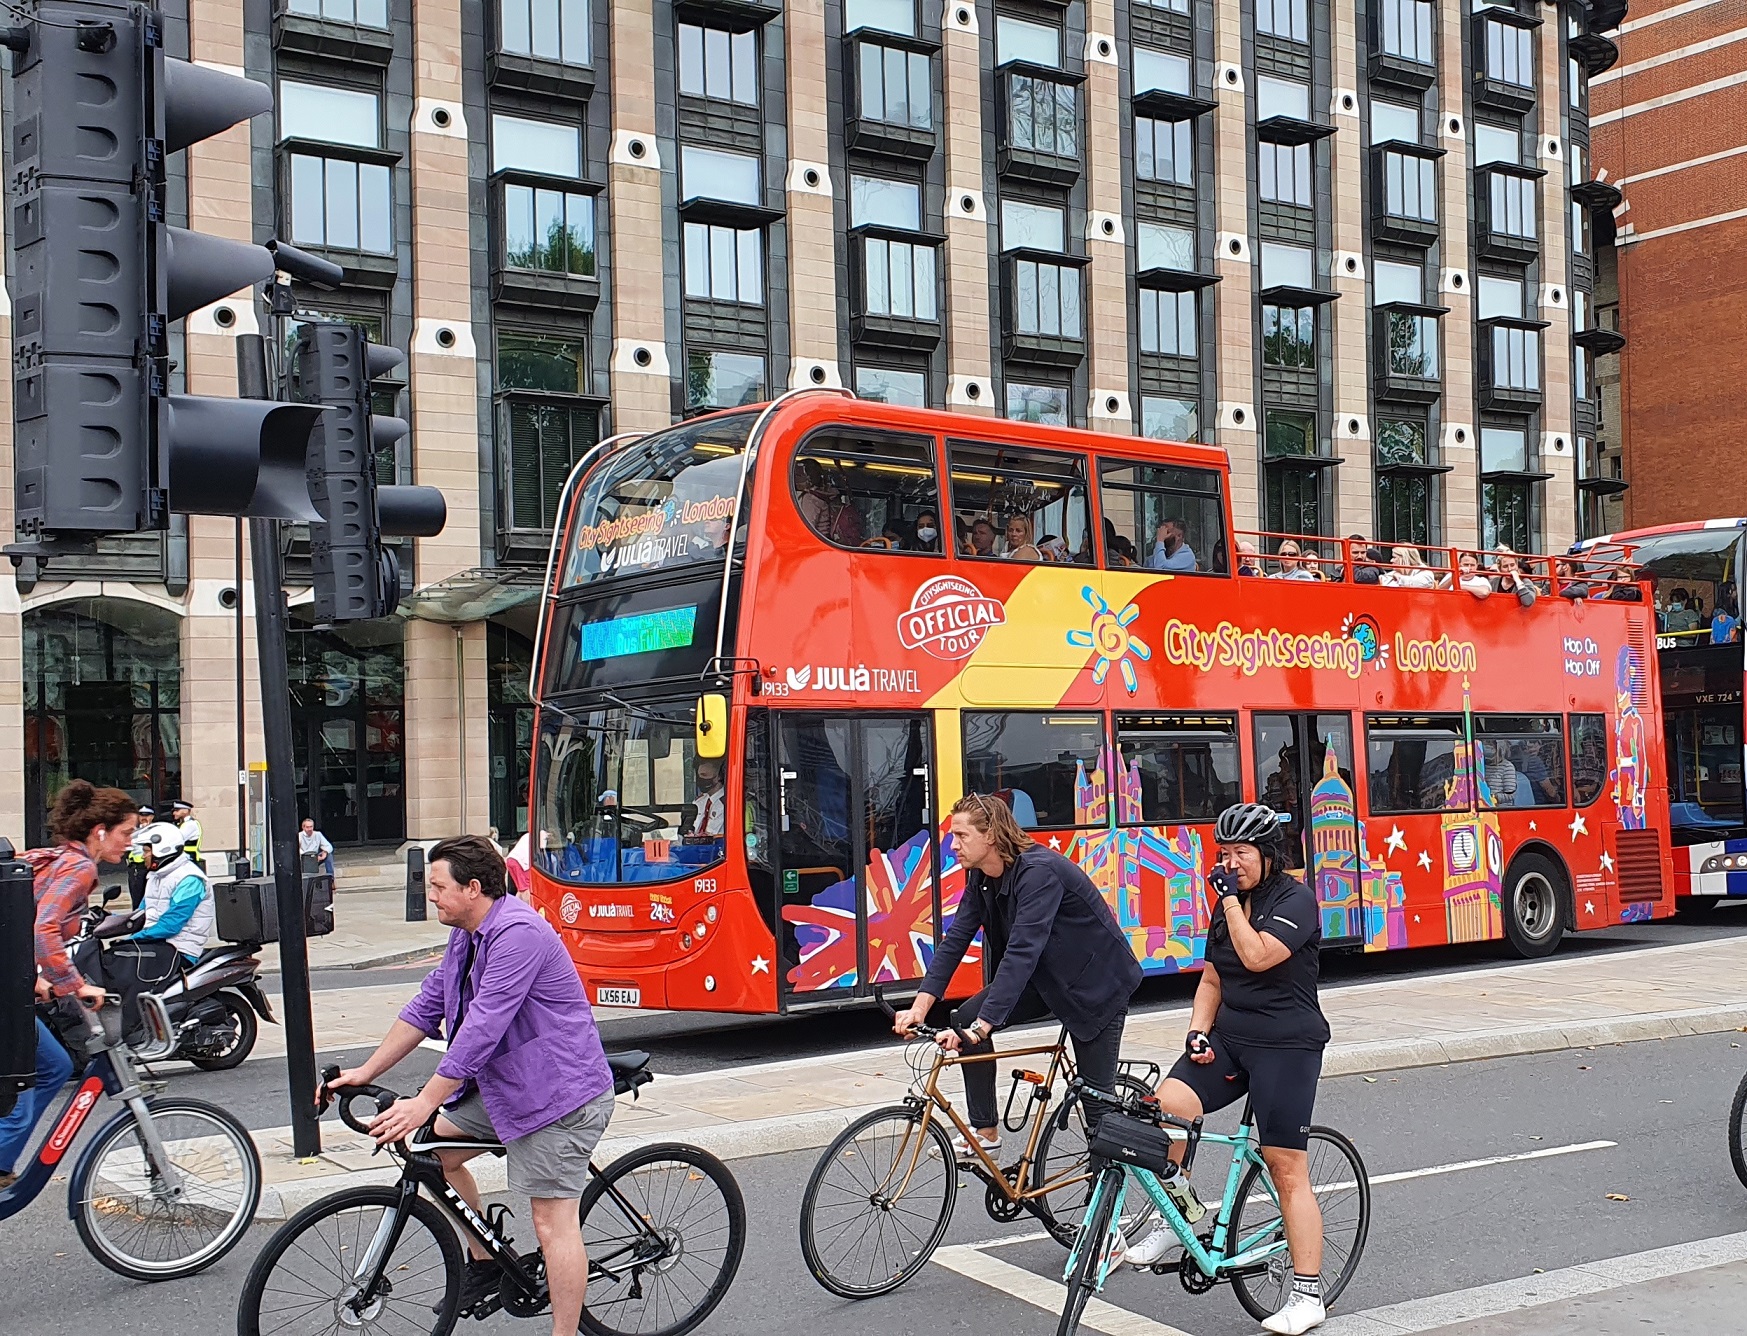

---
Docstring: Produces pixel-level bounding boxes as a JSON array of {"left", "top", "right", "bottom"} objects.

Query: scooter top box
[{"left": 214, "top": 874, "right": 334, "bottom": 946}]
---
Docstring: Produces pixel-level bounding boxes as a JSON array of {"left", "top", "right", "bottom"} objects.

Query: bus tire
[{"left": 1502, "top": 851, "right": 1567, "bottom": 959}]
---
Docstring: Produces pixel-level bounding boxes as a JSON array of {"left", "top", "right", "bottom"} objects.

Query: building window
[
  {"left": 680, "top": 145, "right": 762, "bottom": 205},
  {"left": 1138, "top": 221, "right": 1195, "bottom": 273},
  {"left": 1385, "top": 311, "right": 1438, "bottom": 377},
  {"left": 847, "top": 0, "right": 916, "bottom": 35},
  {"left": 291, "top": 0, "right": 389, "bottom": 25},
  {"left": 1483, "top": 18, "right": 1533, "bottom": 88},
  {"left": 280, "top": 80, "right": 392, "bottom": 255},
  {"left": 1260, "top": 141, "right": 1312, "bottom": 205},
  {"left": 679, "top": 24, "right": 758, "bottom": 104},
  {"left": 1139, "top": 288, "right": 1196, "bottom": 356},
  {"left": 1008, "top": 74, "right": 1077, "bottom": 157},
  {"left": 1136, "top": 116, "right": 1193, "bottom": 185},
  {"left": 1381, "top": 149, "right": 1436, "bottom": 220},
  {"left": 1473, "top": 121, "right": 1521, "bottom": 165},
  {"left": 1375, "top": 260, "right": 1421, "bottom": 306},
  {"left": 1370, "top": 99, "right": 1421, "bottom": 144},
  {"left": 497, "top": 330, "right": 599, "bottom": 534},
  {"left": 1376, "top": 420, "right": 1433, "bottom": 544},
  {"left": 1006, "top": 380, "right": 1070, "bottom": 425},
  {"left": 686, "top": 349, "right": 767, "bottom": 412},
  {"left": 492, "top": 113, "right": 583, "bottom": 175},
  {"left": 1136, "top": 0, "right": 1189, "bottom": 12},
  {"left": 1572, "top": 198, "right": 1592, "bottom": 255},
  {"left": 1012, "top": 258, "right": 1082, "bottom": 338},
  {"left": 1134, "top": 48, "right": 1191, "bottom": 97},
  {"left": 1489, "top": 324, "right": 1540, "bottom": 391},
  {"left": 1488, "top": 171, "right": 1537, "bottom": 240},
  {"left": 683, "top": 223, "right": 763, "bottom": 303},
  {"left": 1257, "top": 76, "right": 1311, "bottom": 121},
  {"left": 1001, "top": 198, "right": 1066, "bottom": 251},
  {"left": 858, "top": 41, "right": 932, "bottom": 128},
  {"left": 1575, "top": 343, "right": 1592, "bottom": 401},
  {"left": 855, "top": 365, "right": 928, "bottom": 404},
  {"left": 1379, "top": 0, "right": 1434, "bottom": 61},
  {"left": 1477, "top": 273, "right": 1525, "bottom": 319},
  {"left": 851, "top": 174, "right": 921, "bottom": 229},
  {"left": 1569, "top": 57, "right": 1585, "bottom": 109},
  {"left": 1141, "top": 396, "right": 1199, "bottom": 442},
  {"left": 1260, "top": 241, "right": 1314, "bottom": 289},
  {"left": 499, "top": 0, "right": 591, "bottom": 66},
  {"left": 1265, "top": 418, "right": 1323, "bottom": 535},
  {"left": 1481, "top": 425, "right": 1528, "bottom": 473},
  {"left": 503, "top": 185, "right": 595, "bottom": 276},
  {"left": 996, "top": 14, "right": 1060, "bottom": 66},
  {"left": 1257, "top": 0, "right": 1308, "bottom": 42},
  {"left": 1482, "top": 479, "right": 1532, "bottom": 552},
  {"left": 1262, "top": 305, "right": 1315, "bottom": 367},
  {"left": 862, "top": 238, "right": 937, "bottom": 320}
]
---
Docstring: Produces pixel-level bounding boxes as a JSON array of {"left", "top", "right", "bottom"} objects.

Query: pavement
[
  {"left": 257, "top": 885, "right": 448, "bottom": 975},
  {"left": 245, "top": 931, "right": 1747, "bottom": 1219}
]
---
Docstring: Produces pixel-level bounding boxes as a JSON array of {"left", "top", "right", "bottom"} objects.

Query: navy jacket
[{"left": 920, "top": 844, "right": 1142, "bottom": 1041}]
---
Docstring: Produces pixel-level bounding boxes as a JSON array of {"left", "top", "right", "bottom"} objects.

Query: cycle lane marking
[{"left": 931, "top": 1243, "right": 1196, "bottom": 1336}]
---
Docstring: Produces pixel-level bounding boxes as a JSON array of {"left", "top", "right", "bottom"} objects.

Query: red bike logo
[
  {"left": 897, "top": 576, "right": 1007, "bottom": 660},
  {"left": 43, "top": 1079, "right": 104, "bottom": 1164}
]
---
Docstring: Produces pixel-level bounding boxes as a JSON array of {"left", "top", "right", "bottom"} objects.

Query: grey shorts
[{"left": 440, "top": 1089, "right": 614, "bottom": 1200}]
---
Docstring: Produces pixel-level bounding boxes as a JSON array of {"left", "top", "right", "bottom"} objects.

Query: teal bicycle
[{"left": 1054, "top": 1081, "right": 1370, "bottom": 1335}]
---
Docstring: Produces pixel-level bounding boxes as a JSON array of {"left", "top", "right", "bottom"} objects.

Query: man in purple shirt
[{"left": 328, "top": 835, "right": 613, "bottom": 1332}]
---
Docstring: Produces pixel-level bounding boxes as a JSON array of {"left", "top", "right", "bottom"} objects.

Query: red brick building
[{"left": 1589, "top": 0, "right": 1747, "bottom": 535}]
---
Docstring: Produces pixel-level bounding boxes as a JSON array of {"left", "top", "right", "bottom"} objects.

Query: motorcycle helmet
[{"left": 132, "top": 821, "right": 188, "bottom": 862}]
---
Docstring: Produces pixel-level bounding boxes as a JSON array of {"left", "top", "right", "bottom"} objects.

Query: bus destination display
[{"left": 579, "top": 606, "right": 699, "bottom": 661}]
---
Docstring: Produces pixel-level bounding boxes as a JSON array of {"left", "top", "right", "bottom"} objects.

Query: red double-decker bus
[{"left": 528, "top": 392, "right": 1674, "bottom": 1014}]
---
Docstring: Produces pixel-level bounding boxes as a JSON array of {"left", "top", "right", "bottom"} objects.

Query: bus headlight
[{"left": 1700, "top": 854, "right": 1747, "bottom": 873}]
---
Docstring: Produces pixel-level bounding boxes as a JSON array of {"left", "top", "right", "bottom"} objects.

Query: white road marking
[
  {"left": 1336, "top": 1139, "right": 1616, "bottom": 1192},
  {"left": 932, "top": 1244, "right": 1196, "bottom": 1336}
]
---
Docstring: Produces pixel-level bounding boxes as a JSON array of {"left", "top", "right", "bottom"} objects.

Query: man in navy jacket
[{"left": 895, "top": 793, "right": 1142, "bottom": 1158}]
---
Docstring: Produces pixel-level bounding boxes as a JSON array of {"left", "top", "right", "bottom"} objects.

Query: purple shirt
[{"left": 400, "top": 894, "right": 612, "bottom": 1142}]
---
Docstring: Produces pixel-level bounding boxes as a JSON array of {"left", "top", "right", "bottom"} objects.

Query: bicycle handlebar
[
  {"left": 318, "top": 1063, "right": 401, "bottom": 1136},
  {"left": 872, "top": 985, "right": 948, "bottom": 1042},
  {"left": 1056, "top": 1076, "right": 1200, "bottom": 1134}
]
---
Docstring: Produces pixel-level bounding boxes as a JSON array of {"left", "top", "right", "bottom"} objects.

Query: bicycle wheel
[
  {"left": 1032, "top": 1072, "right": 1155, "bottom": 1241},
  {"left": 70, "top": 1096, "right": 261, "bottom": 1282},
  {"left": 579, "top": 1142, "right": 746, "bottom": 1336},
  {"left": 237, "top": 1185, "right": 461, "bottom": 1336},
  {"left": 1228, "top": 1126, "right": 1370, "bottom": 1323},
  {"left": 1729, "top": 1069, "right": 1747, "bottom": 1189},
  {"left": 799, "top": 1105, "right": 958, "bottom": 1298},
  {"left": 1056, "top": 1165, "right": 1123, "bottom": 1336}
]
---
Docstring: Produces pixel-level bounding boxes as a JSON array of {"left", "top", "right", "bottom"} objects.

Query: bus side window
[
  {"left": 962, "top": 711, "right": 1106, "bottom": 829},
  {"left": 791, "top": 430, "right": 943, "bottom": 552},
  {"left": 1097, "top": 460, "right": 1228, "bottom": 575},
  {"left": 947, "top": 439, "right": 1093, "bottom": 564},
  {"left": 1568, "top": 713, "right": 1607, "bottom": 806},
  {"left": 1475, "top": 714, "right": 1566, "bottom": 808},
  {"left": 1365, "top": 716, "right": 1469, "bottom": 813},
  {"left": 1114, "top": 715, "right": 1240, "bottom": 823}
]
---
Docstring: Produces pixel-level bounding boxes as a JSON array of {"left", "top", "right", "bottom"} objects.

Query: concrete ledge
[{"left": 254, "top": 1001, "right": 1747, "bottom": 1220}]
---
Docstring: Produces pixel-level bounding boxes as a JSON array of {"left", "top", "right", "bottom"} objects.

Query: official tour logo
[{"left": 897, "top": 576, "right": 1007, "bottom": 660}]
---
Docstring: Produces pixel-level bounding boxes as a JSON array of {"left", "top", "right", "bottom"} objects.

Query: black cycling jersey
[{"left": 1205, "top": 870, "right": 1329, "bottom": 1049}]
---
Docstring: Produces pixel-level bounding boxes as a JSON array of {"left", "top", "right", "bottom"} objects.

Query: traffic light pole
[{"left": 237, "top": 334, "right": 321, "bottom": 1158}]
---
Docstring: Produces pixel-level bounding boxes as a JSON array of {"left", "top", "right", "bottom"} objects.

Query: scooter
[{"left": 71, "top": 888, "right": 277, "bottom": 1071}]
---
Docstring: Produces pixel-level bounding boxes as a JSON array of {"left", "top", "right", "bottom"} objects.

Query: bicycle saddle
[{"left": 607, "top": 1050, "right": 652, "bottom": 1097}]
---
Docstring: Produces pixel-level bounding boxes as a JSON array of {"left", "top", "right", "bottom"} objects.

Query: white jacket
[{"left": 138, "top": 853, "right": 216, "bottom": 961}]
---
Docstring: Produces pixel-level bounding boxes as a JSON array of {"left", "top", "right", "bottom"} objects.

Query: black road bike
[{"left": 236, "top": 1053, "right": 746, "bottom": 1336}]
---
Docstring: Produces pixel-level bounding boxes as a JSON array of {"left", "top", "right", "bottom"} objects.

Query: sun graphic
[
  {"left": 1067, "top": 587, "right": 1152, "bottom": 694},
  {"left": 1340, "top": 613, "right": 1391, "bottom": 672}
]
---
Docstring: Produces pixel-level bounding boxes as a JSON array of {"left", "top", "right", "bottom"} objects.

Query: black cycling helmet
[{"left": 1214, "top": 802, "right": 1288, "bottom": 848}]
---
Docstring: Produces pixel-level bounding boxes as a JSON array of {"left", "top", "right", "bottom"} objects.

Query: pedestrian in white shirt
[{"left": 299, "top": 817, "right": 336, "bottom": 880}]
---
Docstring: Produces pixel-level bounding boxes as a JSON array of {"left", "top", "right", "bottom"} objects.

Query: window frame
[
  {"left": 1365, "top": 714, "right": 1474, "bottom": 815},
  {"left": 789, "top": 427, "right": 946, "bottom": 557},
  {"left": 1115, "top": 714, "right": 1242, "bottom": 823},
  {"left": 682, "top": 220, "right": 765, "bottom": 306},
  {"left": 1097, "top": 459, "right": 1229, "bottom": 576},
  {"left": 1473, "top": 714, "right": 1568, "bottom": 810},
  {"left": 948, "top": 437, "right": 1093, "bottom": 555},
  {"left": 962, "top": 710, "right": 1110, "bottom": 831},
  {"left": 495, "top": 0, "right": 593, "bottom": 70},
  {"left": 677, "top": 20, "right": 760, "bottom": 106}
]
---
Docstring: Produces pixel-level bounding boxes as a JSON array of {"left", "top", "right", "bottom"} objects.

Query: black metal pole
[
  {"left": 236, "top": 518, "right": 247, "bottom": 862},
  {"left": 238, "top": 333, "right": 321, "bottom": 1157}
]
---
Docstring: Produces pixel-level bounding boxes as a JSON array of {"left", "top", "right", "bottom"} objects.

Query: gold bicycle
[{"left": 798, "top": 993, "right": 1158, "bottom": 1298}]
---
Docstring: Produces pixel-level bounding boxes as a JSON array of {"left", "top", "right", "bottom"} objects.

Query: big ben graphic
[{"left": 1442, "top": 685, "right": 1505, "bottom": 943}]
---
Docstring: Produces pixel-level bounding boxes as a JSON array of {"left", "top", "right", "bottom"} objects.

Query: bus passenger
[
  {"left": 1603, "top": 566, "right": 1646, "bottom": 602},
  {"left": 1492, "top": 547, "right": 1540, "bottom": 607},
  {"left": 1555, "top": 560, "right": 1594, "bottom": 600},
  {"left": 1440, "top": 552, "right": 1493, "bottom": 599},
  {"left": 1271, "top": 540, "right": 1317, "bottom": 581},
  {"left": 969, "top": 518, "right": 999, "bottom": 558},
  {"left": 913, "top": 510, "right": 941, "bottom": 552},
  {"left": 1381, "top": 546, "right": 1436, "bottom": 589},
  {"left": 795, "top": 459, "right": 864, "bottom": 546},
  {"left": 1038, "top": 534, "right": 1070, "bottom": 563},
  {"left": 1236, "top": 539, "right": 1263, "bottom": 577},
  {"left": 1149, "top": 518, "right": 1198, "bottom": 572},
  {"left": 1004, "top": 515, "right": 1044, "bottom": 562}
]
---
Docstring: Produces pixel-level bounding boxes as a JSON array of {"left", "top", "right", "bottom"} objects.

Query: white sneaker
[
  {"left": 951, "top": 1131, "right": 1002, "bottom": 1161},
  {"left": 1260, "top": 1291, "right": 1327, "bottom": 1335},
  {"left": 1121, "top": 1222, "right": 1178, "bottom": 1269}
]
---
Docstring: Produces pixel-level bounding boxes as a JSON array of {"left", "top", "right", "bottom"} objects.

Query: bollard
[
  {"left": 406, "top": 845, "right": 426, "bottom": 922},
  {"left": 0, "top": 839, "right": 34, "bottom": 1120}
]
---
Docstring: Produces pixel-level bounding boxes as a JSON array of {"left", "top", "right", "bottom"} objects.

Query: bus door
[
  {"left": 775, "top": 714, "right": 937, "bottom": 1004},
  {"left": 1252, "top": 713, "right": 1360, "bottom": 944}
]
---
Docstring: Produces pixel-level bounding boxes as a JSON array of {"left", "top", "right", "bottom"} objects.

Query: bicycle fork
[{"left": 1061, "top": 1167, "right": 1130, "bottom": 1291}]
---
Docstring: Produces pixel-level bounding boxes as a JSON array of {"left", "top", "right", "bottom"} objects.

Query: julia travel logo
[{"left": 897, "top": 575, "right": 1007, "bottom": 660}]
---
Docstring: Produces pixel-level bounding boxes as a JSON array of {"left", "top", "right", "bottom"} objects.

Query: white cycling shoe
[
  {"left": 1260, "top": 1291, "right": 1327, "bottom": 1335},
  {"left": 1120, "top": 1222, "right": 1178, "bottom": 1268}
]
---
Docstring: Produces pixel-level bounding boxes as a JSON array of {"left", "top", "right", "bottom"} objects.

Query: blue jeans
[{"left": 0, "top": 1018, "right": 76, "bottom": 1174}]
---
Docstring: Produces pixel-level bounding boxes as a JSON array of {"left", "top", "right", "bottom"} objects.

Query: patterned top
[{"left": 28, "top": 843, "right": 97, "bottom": 997}]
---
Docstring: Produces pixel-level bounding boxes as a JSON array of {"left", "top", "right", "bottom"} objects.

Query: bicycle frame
[{"left": 1063, "top": 1110, "right": 1290, "bottom": 1291}]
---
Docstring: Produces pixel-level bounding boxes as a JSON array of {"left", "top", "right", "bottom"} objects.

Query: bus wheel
[{"left": 1503, "top": 852, "right": 1567, "bottom": 959}]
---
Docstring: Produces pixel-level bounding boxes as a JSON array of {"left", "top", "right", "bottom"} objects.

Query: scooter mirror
[{"left": 103, "top": 886, "right": 122, "bottom": 904}]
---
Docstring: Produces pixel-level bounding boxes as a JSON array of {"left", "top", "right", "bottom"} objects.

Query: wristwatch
[{"left": 967, "top": 1020, "right": 991, "bottom": 1043}]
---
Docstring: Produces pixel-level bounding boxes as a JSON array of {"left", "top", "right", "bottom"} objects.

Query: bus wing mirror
[{"left": 696, "top": 693, "right": 728, "bottom": 759}]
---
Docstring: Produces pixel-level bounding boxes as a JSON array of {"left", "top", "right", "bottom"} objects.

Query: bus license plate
[{"left": 597, "top": 987, "right": 641, "bottom": 1008}]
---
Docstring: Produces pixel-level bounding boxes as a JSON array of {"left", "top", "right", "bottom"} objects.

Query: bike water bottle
[{"left": 1157, "top": 1159, "right": 1206, "bottom": 1224}]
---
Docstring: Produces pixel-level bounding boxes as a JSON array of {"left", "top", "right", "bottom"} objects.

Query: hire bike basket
[{"left": 1086, "top": 1111, "right": 1175, "bottom": 1174}]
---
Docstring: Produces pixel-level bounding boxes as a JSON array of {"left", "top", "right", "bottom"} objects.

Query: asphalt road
[{"left": 7, "top": 1029, "right": 1747, "bottom": 1335}]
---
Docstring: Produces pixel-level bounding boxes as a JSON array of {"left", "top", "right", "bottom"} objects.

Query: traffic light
[
  {"left": 291, "top": 322, "right": 446, "bottom": 622},
  {"left": 7, "top": 2, "right": 323, "bottom": 554}
]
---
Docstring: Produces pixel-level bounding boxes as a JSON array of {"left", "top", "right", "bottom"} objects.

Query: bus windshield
[
  {"left": 561, "top": 412, "right": 758, "bottom": 588},
  {"left": 534, "top": 697, "right": 726, "bottom": 884},
  {"left": 1595, "top": 527, "right": 1740, "bottom": 640}
]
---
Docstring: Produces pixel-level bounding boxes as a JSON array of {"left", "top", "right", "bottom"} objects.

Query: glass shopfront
[{"left": 288, "top": 613, "right": 407, "bottom": 845}]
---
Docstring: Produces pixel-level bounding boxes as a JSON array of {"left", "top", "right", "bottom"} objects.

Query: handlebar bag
[{"left": 1087, "top": 1111, "right": 1175, "bottom": 1175}]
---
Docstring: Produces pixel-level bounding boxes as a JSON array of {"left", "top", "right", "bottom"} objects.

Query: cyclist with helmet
[{"left": 1124, "top": 801, "right": 1331, "bottom": 1335}]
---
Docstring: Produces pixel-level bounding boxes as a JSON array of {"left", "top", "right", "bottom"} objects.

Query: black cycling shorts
[{"left": 1165, "top": 1034, "right": 1323, "bottom": 1151}]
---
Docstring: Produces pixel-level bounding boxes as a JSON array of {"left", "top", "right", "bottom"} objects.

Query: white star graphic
[
  {"left": 1569, "top": 813, "right": 1589, "bottom": 841},
  {"left": 1583, "top": 901, "right": 1596, "bottom": 916},
  {"left": 1599, "top": 851, "right": 1615, "bottom": 873},
  {"left": 1528, "top": 820, "right": 1537, "bottom": 832},
  {"left": 750, "top": 955, "right": 770, "bottom": 975},
  {"left": 1413, "top": 914, "right": 1421, "bottom": 924},
  {"left": 1385, "top": 826, "right": 1408, "bottom": 857},
  {"left": 1417, "top": 851, "right": 1433, "bottom": 871},
  {"left": 1049, "top": 836, "right": 1062, "bottom": 851}
]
